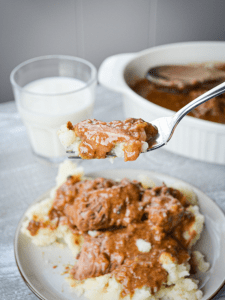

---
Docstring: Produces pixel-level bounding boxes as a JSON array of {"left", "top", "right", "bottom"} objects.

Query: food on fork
[
  {"left": 21, "top": 161, "right": 209, "bottom": 300},
  {"left": 58, "top": 118, "right": 158, "bottom": 161}
]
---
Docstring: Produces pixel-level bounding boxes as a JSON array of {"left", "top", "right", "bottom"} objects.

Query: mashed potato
[
  {"left": 21, "top": 161, "right": 84, "bottom": 256},
  {"left": 21, "top": 161, "right": 209, "bottom": 300}
]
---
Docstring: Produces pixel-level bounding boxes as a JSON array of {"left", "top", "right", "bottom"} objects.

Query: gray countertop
[{"left": 0, "top": 85, "right": 224, "bottom": 299}]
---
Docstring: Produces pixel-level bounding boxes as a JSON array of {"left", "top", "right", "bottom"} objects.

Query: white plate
[{"left": 14, "top": 169, "right": 225, "bottom": 300}]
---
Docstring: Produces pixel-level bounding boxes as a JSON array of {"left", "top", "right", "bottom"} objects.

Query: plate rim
[{"left": 14, "top": 168, "right": 225, "bottom": 300}]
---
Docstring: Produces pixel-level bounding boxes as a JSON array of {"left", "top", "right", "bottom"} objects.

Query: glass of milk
[{"left": 10, "top": 55, "right": 97, "bottom": 162}]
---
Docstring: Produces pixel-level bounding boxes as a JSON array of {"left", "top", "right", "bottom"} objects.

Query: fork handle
[{"left": 173, "top": 81, "right": 225, "bottom": 126}]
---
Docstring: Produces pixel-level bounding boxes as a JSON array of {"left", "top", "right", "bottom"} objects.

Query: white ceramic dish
[
  {"left": 14, "top": 169, "right": 225, "bottom": 300},
  {"left": 98, "top": 42, "right": 225, "bottom": 165}
]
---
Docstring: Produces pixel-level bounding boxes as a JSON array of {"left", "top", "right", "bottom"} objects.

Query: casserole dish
[{"left": 98, "top": 42, "right": 225, "bottom": 164}]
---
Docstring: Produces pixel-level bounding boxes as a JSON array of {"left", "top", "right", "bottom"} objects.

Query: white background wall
[{"left": 1, "top": 0, "right": 225, "bottom": 103}]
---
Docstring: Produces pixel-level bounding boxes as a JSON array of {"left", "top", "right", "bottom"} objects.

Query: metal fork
[{"left": 66, "top": 82, "right": 225, "bottom": 158}]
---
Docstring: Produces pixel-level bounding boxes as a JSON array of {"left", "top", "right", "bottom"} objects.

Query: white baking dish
[{"left": 98, "top": 42, "right": 225, "bottom": 164}]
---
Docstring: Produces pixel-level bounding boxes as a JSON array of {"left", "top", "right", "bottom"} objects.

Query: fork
[{"left": 66, "top": 82, "right": 225, "bottom": 158}]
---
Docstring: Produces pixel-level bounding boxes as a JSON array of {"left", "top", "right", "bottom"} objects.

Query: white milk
[{"left": 18, "top": 77, "right": 95, "bottom": 159}]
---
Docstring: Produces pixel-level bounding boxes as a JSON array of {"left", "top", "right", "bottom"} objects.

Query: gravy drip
[
  {"left": 68, "top": 118, "right": 158, "bottom": 161},
  {"left": 27, "top": 176, "right": 197, "bottom": 297}
]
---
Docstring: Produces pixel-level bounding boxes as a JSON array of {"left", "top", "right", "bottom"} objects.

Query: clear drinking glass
[{"left": 10, "top": 55, "right": 97, "bottom": 163}]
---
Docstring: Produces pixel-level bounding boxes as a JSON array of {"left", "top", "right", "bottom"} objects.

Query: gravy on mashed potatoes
[
  {"left": 58, "top": 118, "right": 158, "bottom": 161},
  {"left": 25, "top": 165, "right": 207, "bottom": 298}
]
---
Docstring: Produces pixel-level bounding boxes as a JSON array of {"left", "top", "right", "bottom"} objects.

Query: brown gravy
[
  {"left": 27, "top": 176, "right": 197, "bottom": 297},
  {"left": 131, "top": 63, "right": 225, "bottom": 124},
  {"left": 68, "top": 118, "right": 158, "bottom": 161}
]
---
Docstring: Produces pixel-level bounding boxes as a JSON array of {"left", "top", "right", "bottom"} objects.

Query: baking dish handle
[{"left": 98, "top": 53, "right": 136, "bottom": 93}]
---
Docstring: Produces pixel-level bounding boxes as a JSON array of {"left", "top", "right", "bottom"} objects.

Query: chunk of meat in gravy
[
  {"left": 28, "top": 177, "right": 193, "bottom": 238},
  {"left": 71, "top": 222, "right": 189, "bottom": 296},
  {"left": 64, "top": 179, "right": 144, "bottom": 232},
  {"left": 49, "top": 177, "right": 116, "bottom": 218},
  {"left": 145, "top": 185, "right": 190, "bottom": 207},
  {"left": 69, "top": 118, "right": 158, "bottom": 161},
  {"left": 63, "top": 180, "right": 188, "bottom": 233},
  {"left": 142, "top": 189, "right": 185, "bottom": 232},
  {"left": 30, "top": 177, "right": 118, "bottom": 234}
]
